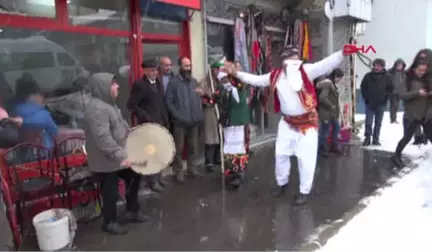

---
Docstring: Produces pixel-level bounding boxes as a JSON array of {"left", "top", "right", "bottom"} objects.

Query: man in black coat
[
  {"left": 127, "top": 59, "right": 170, "bottom": 193},
  {"left": 360, "top": 58, "right": 394, "bottom": 146}
]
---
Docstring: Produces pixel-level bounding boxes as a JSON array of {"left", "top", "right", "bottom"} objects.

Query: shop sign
[
  {"left": 157, "top": 0, "right": 201, "bottom": 10},
  {"left": 343, "top": 44, "right": 376, "bottom": 54}
]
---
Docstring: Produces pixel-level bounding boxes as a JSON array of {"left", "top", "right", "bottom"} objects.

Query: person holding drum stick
[{"left": 84, "top": 73, "right": 149, "bottom": 235}]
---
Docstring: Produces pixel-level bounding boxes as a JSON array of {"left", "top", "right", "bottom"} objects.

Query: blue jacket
[{"left": 12, "top": 101, "right": 58, "bottom": 148}]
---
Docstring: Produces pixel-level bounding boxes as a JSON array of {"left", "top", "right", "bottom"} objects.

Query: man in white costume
[{"left": 223, "top": 45, "right": 349, "bottom": 205}]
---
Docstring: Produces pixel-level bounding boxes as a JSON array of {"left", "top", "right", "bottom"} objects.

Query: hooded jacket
[
  {"left": 388, "top": 59, "right": 406, "bottom": 94},
  {"left": 316, "top": 78, "right": 340, "bottom": 121},
  {"left": 84, "top": 73, "right": 129, "bottom": 173}
]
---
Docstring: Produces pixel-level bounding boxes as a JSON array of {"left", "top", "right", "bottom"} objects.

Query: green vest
[{"left": 223, "top": 88, "right": 251, "bottom": 126}]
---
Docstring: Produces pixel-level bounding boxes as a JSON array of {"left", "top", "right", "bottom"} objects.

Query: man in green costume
[{"left": 215, "top": 71, "right": 251, "bottom": 189}]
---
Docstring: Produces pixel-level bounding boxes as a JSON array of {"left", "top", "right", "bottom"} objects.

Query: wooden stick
[{"left": 207, "top": 67, "right": 225, "bottom": 178}]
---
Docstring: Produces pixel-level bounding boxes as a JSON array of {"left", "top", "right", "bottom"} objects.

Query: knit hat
[{"left": 281, "top": 45, "right": 300, "bottom": 59}]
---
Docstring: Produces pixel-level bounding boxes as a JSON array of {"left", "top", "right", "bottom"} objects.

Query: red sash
[{"left": 269, "top": 65, "right": 317, "bottom": 113}]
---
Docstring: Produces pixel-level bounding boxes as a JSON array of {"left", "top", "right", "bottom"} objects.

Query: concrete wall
[
  {"left": 356, "top": 0, "right": 431, "bottom": 88},
  {"left": 353, "top": 0, "right": 431, "bottom": 113}
]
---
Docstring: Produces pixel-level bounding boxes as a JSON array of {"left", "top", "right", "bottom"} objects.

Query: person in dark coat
[
  {"left": 360, "top": 58, "right": 393, "bottom": 146},
  {"left": 316, "top": 68, "right": 344, "bottom": 156},
  {"left": 391, "top": 59, "right": 432, "bottom": 169},
  {"left": 409, "top": 49, "right": 432, "bottom": 145},
  {"left": 127, "top": 59, "right": 170, "bottom": 193},
  {"left": 166, "top": 57, "right": 204, "bottom": 183},
  {"left": 388, "top": 59, "right": 406, "bottom": 124}
]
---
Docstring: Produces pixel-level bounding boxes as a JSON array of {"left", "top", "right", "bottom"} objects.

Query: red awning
[{"left": 157, "top": 0, "right": 200, "bottom": 10}]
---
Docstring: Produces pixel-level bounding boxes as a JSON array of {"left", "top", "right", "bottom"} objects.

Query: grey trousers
[{"left": 172, "top": 124, "right": 199, "bottom": 173}]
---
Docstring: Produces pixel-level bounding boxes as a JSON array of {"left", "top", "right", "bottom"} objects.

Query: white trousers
[{"left": 275, "top": 118, "right": 318, "bottom": 194}]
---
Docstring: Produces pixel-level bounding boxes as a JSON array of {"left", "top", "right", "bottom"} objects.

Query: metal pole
[
  {"left": 327, "top": 0, "right": 334, "bottom": 55},
  {"left": 328, "top": 18, "right": 333, "bottom": 55},
  {"left": 202, "top": 0, "right": 208, "bottom": 69}
]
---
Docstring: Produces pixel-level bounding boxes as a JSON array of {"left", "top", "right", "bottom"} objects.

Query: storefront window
[
  {"left": 143, "top": 43, "right": 179, "bottom": 73},
  {"left": 141, "top": 17, "right": 182, "bottom": 35},
  {"left": 0, "top": 27, "right": 130, "bottom": 139},
  {"left": 67, "top": 0, "right": 129, "bottom": 30},
  {"left": 0, "top": 0, "right": 56, "bottom": 18}
]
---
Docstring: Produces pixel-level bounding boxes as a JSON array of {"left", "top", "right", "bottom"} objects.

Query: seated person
[{"left": 11, "top": 77, "right": 58, "bottom": 149}]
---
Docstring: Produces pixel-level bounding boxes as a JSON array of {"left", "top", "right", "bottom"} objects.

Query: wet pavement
[{"left": 24, "top": 143, "right": 402, "bottom": 251}]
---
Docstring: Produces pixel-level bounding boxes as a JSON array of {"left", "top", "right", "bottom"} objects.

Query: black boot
[
  {"left": 413, "top": 136, "right": 422, "bottom": 145},
  {"left": 272, "top": 184, "right": 287, "bottom": 197},
  {"left": 149, "top": 181, "right": 164, "bottom": 193},
  {"left": 420, "top": 134, "right": 428, "bottom": 145},
  {"left": 372, "top": 138, "right": 381, "bottom": 146},
  {"left": 228, "top": 177, "right": 241, "bottom": 190},
  {"left": 331, "top": 142, "right": 343, "bottom": 154},
  {"left": 294, "top": 193, "right": 309, "bottom": 205},
  {"left": 391, "top": 155, "right": 405, "bottom": 169},
  {"left": 206, "top": 164, "right": 214, "bottom": 173},
  {"left": 363, "top": 137, "right": 371, "bottom": 146}
]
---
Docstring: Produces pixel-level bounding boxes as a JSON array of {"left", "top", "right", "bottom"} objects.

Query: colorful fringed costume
[{"left": 214, "top": 73, "right": 251, "bottom": 188}]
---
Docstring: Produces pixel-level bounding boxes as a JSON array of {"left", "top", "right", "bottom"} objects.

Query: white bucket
[{"left": 32, "top": 209, "right": 71, "bottom": 251}]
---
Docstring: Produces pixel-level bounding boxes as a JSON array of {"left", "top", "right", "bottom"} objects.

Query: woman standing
[
  {"left": 84, "top": 73, "right": 148, "bottom": 235},
  {"left": 410, "top": 49, "right": 432, "bottom": 145},
  {"left": 391, "top": 58, "right": 432, "bottom": 169}
]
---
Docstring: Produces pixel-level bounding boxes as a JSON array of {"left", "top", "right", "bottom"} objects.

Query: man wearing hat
[
  {"left": 223, "top": 45, "right": 351, "bottom": 204},
  {"left": 199, "top": 60, "right": 224, "bottom": 173},
  {"left": 127, "top": 59, "right": 170, "bottom": 193}
]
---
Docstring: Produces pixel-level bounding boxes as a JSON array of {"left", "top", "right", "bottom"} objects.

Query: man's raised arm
[
  {"left": 236, "top": 72, "right": 271, "bottom": 87},
  {"left": 223, "top": 62, "right": 271, "bottom": 87},
  {"left": 303, "top": 51, "right": 344, "bottom": 80}
]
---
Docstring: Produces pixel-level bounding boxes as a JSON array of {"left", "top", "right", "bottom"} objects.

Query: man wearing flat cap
[
  {"left": 127, "top": 59, "right": 170, "bottom": 193},
  {"left": 223, "top": 45, "right": 354, "bottom": 205}
]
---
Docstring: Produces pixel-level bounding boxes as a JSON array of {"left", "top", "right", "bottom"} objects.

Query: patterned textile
[
  {"left": 282, "top": 110, "right": 319, "bottom": 134},
  {"left": 234, "top": 18, "right": 250, "bottom": 72},
  {"left": 268, "top": 65, "right": 318, "bottom": 113},
  {"left": 223, "top": 125, "right": 250, "bottom": 177}
]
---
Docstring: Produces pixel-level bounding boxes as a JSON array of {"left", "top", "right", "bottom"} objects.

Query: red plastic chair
[
  {"left": 1, "top": 176, "right": 21, "bottom": 250},
  {"left": 2, "top": 142, "right": 56, "bottom": 236},
  {"left": 54, "top": 137, "right": 102, "bottom": 221}
]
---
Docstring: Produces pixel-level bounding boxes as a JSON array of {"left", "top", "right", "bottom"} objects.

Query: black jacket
[
  {"left": 127, "top": 76, "right": 170, "bottom": 128},
  {"left": 360, "top": 70, "right": 394, "bottom": 108}
]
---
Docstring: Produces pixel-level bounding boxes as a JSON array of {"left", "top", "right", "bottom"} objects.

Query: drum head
[{"left": 126, "top": 123, "right": 175, "bottom": 175}]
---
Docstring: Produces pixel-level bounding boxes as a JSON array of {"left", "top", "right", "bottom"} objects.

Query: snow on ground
[
  {"left": 355, "top": 112, "right": 431, "bottom": 157},
  {"left": 316, "top": 112, "right": 432, "bottom": 251}
]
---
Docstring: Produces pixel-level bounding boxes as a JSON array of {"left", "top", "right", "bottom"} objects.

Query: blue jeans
[
  {"left": 365, "top": 104, "right": 385, "bottom": 139},
  {"left": 319, "top": 119, "right": 340, "bottom": 151}
]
